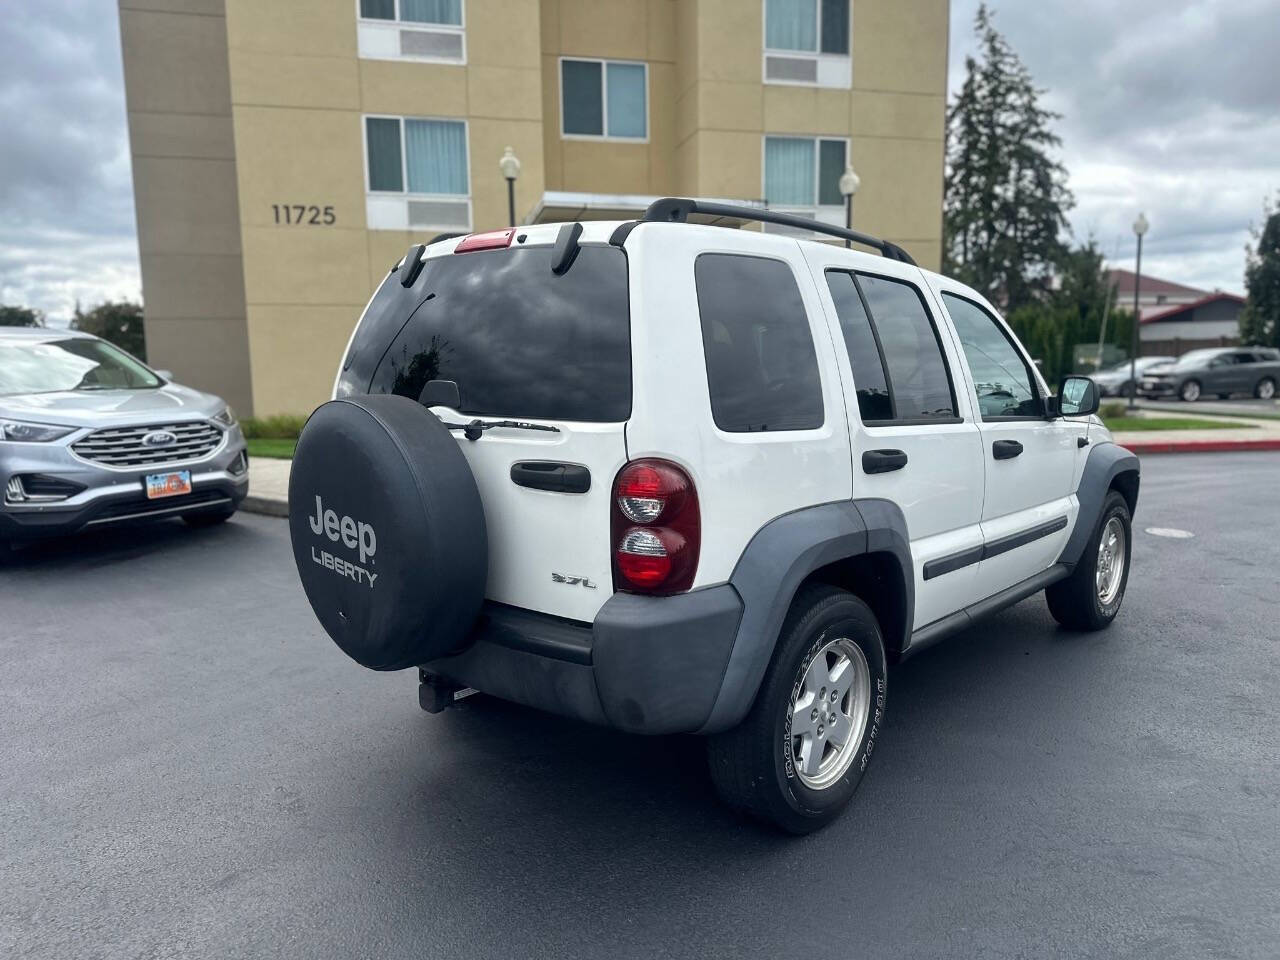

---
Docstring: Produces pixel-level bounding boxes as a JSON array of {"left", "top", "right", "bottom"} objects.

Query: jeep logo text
[{"left": 308, "top": 495, "right": 377, "bottom": 564}]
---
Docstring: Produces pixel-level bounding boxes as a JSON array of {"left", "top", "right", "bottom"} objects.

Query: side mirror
[
  {"left": 154, "top": 369, "right": 173, "bottom": 380},
  {"left": 1057, "top": 375, "right": 1099, "bottom": 417}
]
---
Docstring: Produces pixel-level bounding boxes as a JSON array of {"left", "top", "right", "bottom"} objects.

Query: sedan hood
[{"left": 0, "top": 382, "right": 225, "bottom": 429}]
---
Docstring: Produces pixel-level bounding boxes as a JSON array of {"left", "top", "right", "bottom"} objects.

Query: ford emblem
[{"left": 142, "top": 430, "right": 177, "bottom": 448}]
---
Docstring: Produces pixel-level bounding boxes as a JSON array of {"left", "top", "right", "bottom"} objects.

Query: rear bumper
[{"left": 424, "top": 586, "right": 744, "bottom": 735}]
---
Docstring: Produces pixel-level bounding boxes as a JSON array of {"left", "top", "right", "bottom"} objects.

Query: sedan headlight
[
  {"left": 212, "top": 406, "right": 238, "bottom": 428},
  {"left": 0, "top": 419, "right": 76, "bottom": 443}
]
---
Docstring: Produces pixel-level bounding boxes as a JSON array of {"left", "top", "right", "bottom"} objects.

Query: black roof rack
[{"left": 642, "top": 197, "right": 917, "bottom": 266}]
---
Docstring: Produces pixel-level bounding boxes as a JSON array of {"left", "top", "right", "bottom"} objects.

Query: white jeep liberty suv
[{"left": 288, "top": 199, "right": 1138, "bottom": 834}]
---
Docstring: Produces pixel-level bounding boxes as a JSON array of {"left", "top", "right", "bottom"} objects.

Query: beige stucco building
[{"left": 120, "top": 0, "right": 950, "bottom": 416}]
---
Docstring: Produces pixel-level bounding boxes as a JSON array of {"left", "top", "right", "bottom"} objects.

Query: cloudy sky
[{"left": 1, "top": 0, "right": 1277, "bottom": 325}]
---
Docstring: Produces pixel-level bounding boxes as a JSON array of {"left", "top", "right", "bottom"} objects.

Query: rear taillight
[{"left": 611, "top": 459, "right": 700, "bottom": 594}]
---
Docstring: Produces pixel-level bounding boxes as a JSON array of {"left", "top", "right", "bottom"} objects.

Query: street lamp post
[
  {"left": 1128, "top": 212, "right": 1149, "bottom": 411},
  {"left": 499, "top": 146, "right": 521, "bottom": 228},
  {"left": 838, "top": 165, "right": 861, "bottom": 248}
]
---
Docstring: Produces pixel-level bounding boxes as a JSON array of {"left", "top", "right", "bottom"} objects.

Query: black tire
[
  {"left": 707, "top": 585, "right": 887, "bottom": 834},
  {"left": 182, "top": 506, "right": 236, "bottom": 527},
  {"left": 1121, "top": 382, "right": 1135, "bottom": 399},
  {"left": 1179, "top": 379, "right": 1201, "bottom": 402},
  {"left": 1046, "top": 490, "right": 1131, "bottom": 631},
  {"left": 1255, "top": 377, "right": 1276, "bottom": 400}
]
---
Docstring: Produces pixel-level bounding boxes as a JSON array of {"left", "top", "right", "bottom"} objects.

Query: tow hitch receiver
[{"left": 418, "top": 671, "right": 477, "bottom": 713}]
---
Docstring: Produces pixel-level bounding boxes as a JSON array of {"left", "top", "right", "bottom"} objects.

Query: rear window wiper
[{"left": 440, "top": 418, "right": 561, "bottom": 441}]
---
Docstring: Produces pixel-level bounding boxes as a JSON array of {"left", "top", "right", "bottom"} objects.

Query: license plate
[{"left": 145, "top": 470, "right": 192, "bottom": 499}]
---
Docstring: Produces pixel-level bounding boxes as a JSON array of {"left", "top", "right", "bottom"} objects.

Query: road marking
[{"left": 1145, "top": 527, "right": 1195, "bottom": 539}]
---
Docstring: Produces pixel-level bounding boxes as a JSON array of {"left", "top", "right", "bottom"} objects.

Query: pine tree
[
  {"left": 944, "top": 4, "right": 1073, "bottom": 312},
  {"left": 1240, "top": 196, "right": 1280, "bottom": 347}
]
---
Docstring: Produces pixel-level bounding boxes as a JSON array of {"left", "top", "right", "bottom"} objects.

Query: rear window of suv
[{"left": 368, "top": 245, "right": 631, "bottom": 422}]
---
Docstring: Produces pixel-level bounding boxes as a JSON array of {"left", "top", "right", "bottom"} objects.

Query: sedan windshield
[{"left": 0, "top": 338, "right": 162, "bottom": 396}]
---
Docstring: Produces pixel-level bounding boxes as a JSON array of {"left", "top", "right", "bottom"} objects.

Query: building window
[
  {"left": 560, "top": 58, "right": 648, "bottom": 141},
  {"left": 356, "top": 0, "right": 465, "bottom": 63},
  {"left": 364, "top": 116, "right": 471, "bottom": 232},
  {"left": 766, "top": 0, "right": 848, "bottom": 53},
  {"left": 360, "top": 0, "right": 461, "bottom": 24},
  {"left": 763, "top": 135, "right": 847, "bottom": 210},
  {"left": 763, "top": 0, "right": 850, "bottom": 87}
]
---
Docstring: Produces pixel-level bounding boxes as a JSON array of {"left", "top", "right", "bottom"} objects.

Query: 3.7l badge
[{"left": 552, "top": 572, "right": 597, "bottom": 589}]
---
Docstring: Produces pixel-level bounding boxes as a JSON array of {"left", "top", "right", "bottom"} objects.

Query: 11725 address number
[{"left": 272, "top": 204, "right": 336, "bottom": 225}]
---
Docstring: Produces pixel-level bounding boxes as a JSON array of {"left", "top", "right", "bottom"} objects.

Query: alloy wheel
[
  {"left": 788, "top": 637, "right": 871, "bottom": 790},
  {"left": 1096, "top": 516, "right": 1126, "bottom": 606}
]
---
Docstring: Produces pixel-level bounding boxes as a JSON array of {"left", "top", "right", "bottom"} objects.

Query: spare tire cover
[{"left": 288, "top": 394, "right": 487, "bottom": 670}]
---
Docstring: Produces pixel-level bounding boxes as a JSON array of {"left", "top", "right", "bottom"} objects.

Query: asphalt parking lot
[{"left": 3, "top": 452, "right": 1278, "bottom": 960}]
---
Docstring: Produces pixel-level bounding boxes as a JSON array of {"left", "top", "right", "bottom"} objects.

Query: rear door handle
[
  {"left": 861, "top": 449, "right": 908, "bottom": 474},
  {"left": 992, "top": 439, "right": 1024, "bottom": 460},
  {"left": 510, "top": 461, "right": 591, "bottom": 494}
]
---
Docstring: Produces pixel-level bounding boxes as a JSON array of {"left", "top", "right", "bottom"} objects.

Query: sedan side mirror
[
  {"left": 154, "top": 369, "right": 173, "bottom": 381},
  {"left": 1057, "top": 375, "right": 1099, "bottom": 417}
]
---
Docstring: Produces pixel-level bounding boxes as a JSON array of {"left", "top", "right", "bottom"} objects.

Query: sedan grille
[{"left": 71, "top": 421, "right": 224, "bottom": 468}]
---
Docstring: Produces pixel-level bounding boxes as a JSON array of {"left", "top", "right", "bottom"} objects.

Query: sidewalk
[{"left": 242, "top": 457, "right": 291, "bottom": 517}]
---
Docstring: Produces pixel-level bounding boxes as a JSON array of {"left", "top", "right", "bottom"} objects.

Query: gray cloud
[
  {"left": 950, "top": 0, "right": 1280, "bottom": 294},
  {"left": 0, "top": 0, "right": 139, "bottom": 325}
]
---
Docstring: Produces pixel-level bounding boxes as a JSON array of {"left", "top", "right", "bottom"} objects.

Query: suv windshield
[
  {"left": 1171, "top": 349, "right": 1224, "bottom": 370},
  {"left": 0, "top": 338, "right": 162, "bottom": 396},
  {"left": 366, "top": 245, "right": 632, "bottom": 422}
]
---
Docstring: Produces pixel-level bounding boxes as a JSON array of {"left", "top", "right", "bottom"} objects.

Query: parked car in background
[
  {"left": 1090, "top": 356, "right": 1173, "bottom": 397},
  {"left": 1, "top": 329, "right": 248, "bottom": 560},
  {"left": 1138, "top": 346, "right": 1280, "bottom": 402}
]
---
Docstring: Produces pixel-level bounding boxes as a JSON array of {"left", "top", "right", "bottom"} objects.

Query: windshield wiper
[{"left": 440, "top": 418, "right": 561, "bottom": 441}]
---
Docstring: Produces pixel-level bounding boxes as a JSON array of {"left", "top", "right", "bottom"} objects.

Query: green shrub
[
  {"left": 1099, "top": 402, "right": 1128, "bottom": 421},
  {"left": 240, "top": 413, "right": 307, "bottom": 439}
]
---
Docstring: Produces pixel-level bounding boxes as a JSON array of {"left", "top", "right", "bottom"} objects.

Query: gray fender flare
[
  {"left": 696, "top": 499, "right": 913, "bottom": 734},
  {"left": 1058, "top": 441, "right": 1140, "bottom": 569}
]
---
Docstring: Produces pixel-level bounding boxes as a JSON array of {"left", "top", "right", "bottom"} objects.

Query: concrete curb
[
  {"left": 241, "top": 494, "right": 288, "bottom": 517},
  {"left": 1123, "top": 438, "right": 1280, "bottom": 455}
]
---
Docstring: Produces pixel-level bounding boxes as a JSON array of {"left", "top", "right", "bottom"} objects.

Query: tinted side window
[
  {"left": 825, "top": 270, "right": 892, "bottom": 421},
  {"left": 942, "top": 292, "right": 1041, "bottom": 418},
  {"left": 695, "top": 254, "right": 824, "bottom": 432},
  {"left": 856, "top": 274, "right": 956, "bottom": 420}
]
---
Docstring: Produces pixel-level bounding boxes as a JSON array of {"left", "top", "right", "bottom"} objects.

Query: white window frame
[
  {"left": 558, "top": 56, "right": 650, "bottom": 143},
  {"left": 761, "top": 134, "right": 850, "bottom": 209},
  {"left": 355, "top": 0, "right": 467, "bottom": 65},
  {"left": 362, "top": 114, "right": 472, "bottom": 232},
  {"left": 761, "top": 0, "right": 852, "bottom": 89}
]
